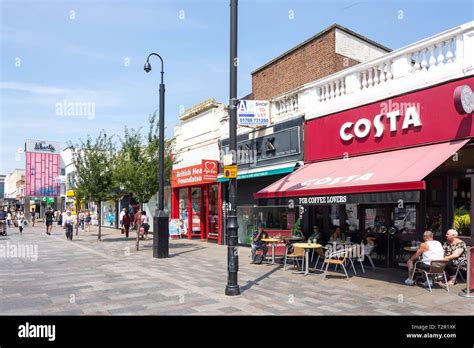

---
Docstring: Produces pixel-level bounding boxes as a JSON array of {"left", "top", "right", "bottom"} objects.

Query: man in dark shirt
[
  {"left": 44, "top": 207, "right": 54, "bottom": 235},
  {"left": 251, "top": 223, "right": 269, "bottom": 264}
]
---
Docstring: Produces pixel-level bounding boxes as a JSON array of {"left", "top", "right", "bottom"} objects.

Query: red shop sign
[
  {"left": 305, "top": 77, "right": 474, "bottom": 162},
  {"left": 171, "top": 159, "right": 218, "bottom": 188}
]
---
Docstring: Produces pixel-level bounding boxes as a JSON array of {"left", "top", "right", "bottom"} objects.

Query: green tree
[
  {"left": 67, "top": 131, "right": 117, "bottom": 240},
  {"left": 113, "top": 112, "right": 175, "bottom": 251}
]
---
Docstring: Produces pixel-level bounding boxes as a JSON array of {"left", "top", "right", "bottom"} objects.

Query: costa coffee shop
[
  {"left": 170, "top": 159, "right": 220, "bottom": 242},
  {"left": 255, "top": 77, "right": 474, "bottom": 268}
]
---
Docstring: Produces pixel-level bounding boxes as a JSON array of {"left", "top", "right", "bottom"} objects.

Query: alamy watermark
[
  {"left": 0, "top": 242, "right": 38, "bottom": 261},
  {"left": 55, "top": 99, "right": 95, "bottom": 120}
]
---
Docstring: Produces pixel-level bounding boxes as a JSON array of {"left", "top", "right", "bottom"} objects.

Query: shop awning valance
[{"left": 254, "top": 139, "right": 469, "bottom": 199}]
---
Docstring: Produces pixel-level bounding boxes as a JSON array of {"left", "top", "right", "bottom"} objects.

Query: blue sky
[{"left": 1, "top": 0, "right": 473, "bottom": 174}]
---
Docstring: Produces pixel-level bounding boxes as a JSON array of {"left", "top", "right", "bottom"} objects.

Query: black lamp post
[
  {"left": 225, "top": 0, "right": 240, "bottom": 296},
  {"left": 144, "top": 52, "right": 169, "bottom": 259}
]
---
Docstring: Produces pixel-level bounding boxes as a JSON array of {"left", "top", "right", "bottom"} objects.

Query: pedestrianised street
[{"left": 1, "top": 223, "right": 471, "bottom": 316}]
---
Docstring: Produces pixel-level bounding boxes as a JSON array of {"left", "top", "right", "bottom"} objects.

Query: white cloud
[{"left": 0, "top": 81, "right": 121, "bottom": 107}]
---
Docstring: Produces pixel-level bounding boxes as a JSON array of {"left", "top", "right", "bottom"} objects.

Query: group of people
[
  {"left": 118, "top": 208, "right": 150, "bottom": 241},
  {"left": 405, "top": 229, "right": 467, "bottom": 287}
]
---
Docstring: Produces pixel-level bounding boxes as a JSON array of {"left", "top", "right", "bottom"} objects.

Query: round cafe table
[
  {"left": 261, "top": 238, "right": 283, "bottom": 264},
  {"left": 403, "top": 246, "right": 420, "bottom": 252},
  {"left": 292, "top": 242, "right": 323, "bottom": 276}
]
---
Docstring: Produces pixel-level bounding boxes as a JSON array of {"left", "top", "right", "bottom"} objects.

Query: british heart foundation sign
[{"left": 172, "top": 160, "right": 218, "bottom": 188}]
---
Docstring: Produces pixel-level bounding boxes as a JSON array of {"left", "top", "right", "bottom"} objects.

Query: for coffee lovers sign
[{"left": 171, "top": 160, "right": 218, "bottom": 188}]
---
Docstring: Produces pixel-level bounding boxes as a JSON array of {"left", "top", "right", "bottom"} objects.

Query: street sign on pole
[{"left": 223, "top": 165, "right": 238, "bottom": 179}]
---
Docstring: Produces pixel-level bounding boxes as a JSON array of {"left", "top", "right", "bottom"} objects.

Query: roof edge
[{"left": 251, "top": 23, "right": 392, "bottom": 75}]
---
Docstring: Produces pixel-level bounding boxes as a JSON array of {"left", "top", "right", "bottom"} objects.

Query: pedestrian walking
[
  {"left": 63, "top": 210, "right": 75, "bottom": 240},
  {"left": 123, "top": 212, "right": 131, "bottom": 240},
  {"left": 18, "top": 212, "right": 27, "bottom": 234},
  {"left": 78, "top": 210, "right": 85, "bottom": 231},
  {"left": 44, "top": 207, "right": 54, "bottom": 235},
  {"left": 0, "top": 209, "right": 7, "bottom": 236},
  {"left": 119, "top": 208, "right": 126, "bottom": 229},
  {"left": 140, "top": 211, "right": 150, "bottom": 240},
  {"left": 6, "top": 211, "right": 12, "bottom": 227},
  {"left": 31, "top": 210, "right": 36, "bottom": 227},
  {"left": 57, "top": 210, "right": 63, "bottom": 226},
  {"left": 85, "top": 211, "right": 91, "bottom": 232}
]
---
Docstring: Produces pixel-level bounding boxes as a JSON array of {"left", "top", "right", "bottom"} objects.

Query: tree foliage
[{"left": 67, "top": 131, "right": 116, "bottom": 239}]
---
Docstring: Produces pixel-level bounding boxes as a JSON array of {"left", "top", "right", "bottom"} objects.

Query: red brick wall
[{"left": 252, "top": 29, "right": 360, "bottom": 100}]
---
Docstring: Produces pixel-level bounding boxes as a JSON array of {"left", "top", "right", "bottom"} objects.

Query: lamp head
[{"left": 144, "top": 61, "right": 152, "bottom": 73}]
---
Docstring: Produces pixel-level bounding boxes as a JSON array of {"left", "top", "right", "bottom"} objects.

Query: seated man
[
  {"left": 251, "top": 223, "right": 269, "bottom": 264},
  {"left": 405, "top": 230, "right": 444, "bottom": 287},
  {"left": 304, "top": 225, "right": 322, "bottom": 243},
  {"left": 443, "top": 229, "right": 468, "bottom": 286}
]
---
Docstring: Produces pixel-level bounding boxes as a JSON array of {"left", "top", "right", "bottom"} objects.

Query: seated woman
[
  {"left": 443, "top": 229, "right": 468, "bottom": 286},
  {"left": 329, "top": 227, "right": 346, "bottom": 243}
]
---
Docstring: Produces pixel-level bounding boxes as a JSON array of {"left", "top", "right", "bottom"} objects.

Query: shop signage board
[
  {"left": 169, "top": 219, "right": 182, "bottom": 237},
  {"left": 237, "top": 100, "right": 270, "bottom": 126},
  {"left": 171, "top": 160, "right": 218, "bottom": 188},
  {"left": 223, "top": 165, "right": 237, "bottom": 179},
  {"left": 305, "top": 77, "right": 474, "bottom": 162},
  {"left": 25, "top": 139, "right": 61, "bottom": 154}
]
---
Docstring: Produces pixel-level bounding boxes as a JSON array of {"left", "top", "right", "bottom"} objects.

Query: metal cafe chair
[
  {"left": 454, "top": 257, "right": 466, "bottom": 281},
  {"left": 284, "top": 245, "right": 304, "bottom": 271},
  {"left": 322, "top": 249, "right": 351, "bottom": 279},
  {"left": 412, "top": 259, "right": 450, "bottom": 293}
]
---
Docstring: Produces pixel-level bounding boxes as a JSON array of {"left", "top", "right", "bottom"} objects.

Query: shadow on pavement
[{"left": 240, "top": 264, "right": 283, "bottom": 293}]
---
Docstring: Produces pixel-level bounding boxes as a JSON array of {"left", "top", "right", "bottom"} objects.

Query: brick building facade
[{"left": 251, "top": 24, "right": 391, "bottom": 101}]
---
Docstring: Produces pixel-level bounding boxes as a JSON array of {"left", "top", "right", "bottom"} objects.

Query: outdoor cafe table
[
  {"left": 261, "top": 238, "right": 283, "bottom": 264},
  {"left": 292, "top": 242, "right": 323, "bottom": 276},
  {"left": 404, "top": 246, "right": 420, "bottom": 253}
]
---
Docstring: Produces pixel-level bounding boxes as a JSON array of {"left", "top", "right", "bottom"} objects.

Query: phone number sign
[{"left": 237, "top": 100, "right": 270, "bottom": 126}]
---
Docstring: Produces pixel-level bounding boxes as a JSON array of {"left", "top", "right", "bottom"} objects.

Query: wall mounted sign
[
  {"left": 453, "top": 84, "right": 473, "bottom": 114},
  {"left": 305, "top": 77, "right": 474, "bottom": 162},
  {"left": 25, "top": 140, "right": 61, "bottom": 154},
  {"left": 237, "top": 100, "right": 270, "bottom": 126},
  {"left": 171, "top": 160, "right": 218, "bottom": 188},
  {"left": 221, "top": 126, "right": 301, "bottom": 169}
]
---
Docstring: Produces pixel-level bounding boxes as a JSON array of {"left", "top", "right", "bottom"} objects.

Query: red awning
[{"left": 254, "top": 139, "right": 470, "bottom": 199}]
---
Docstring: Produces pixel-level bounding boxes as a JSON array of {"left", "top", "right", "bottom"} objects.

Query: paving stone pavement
[{"left": 0, "top": 223, "right": 472, "bottom": 315}]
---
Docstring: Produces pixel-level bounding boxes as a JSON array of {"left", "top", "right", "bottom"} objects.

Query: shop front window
[
  {"left": 453, "top": 177, "right": 471, "bottom": 236},
  {"left": 426, "top": 179, "right": 443, "bottom": 238},
  {"left": 102, "top": 200, "right": 115, "bottom": 226},
  {"left": 208, "top": 185, "right": 218, "bottom": 237},
  {"left": 191, "top": 188, "right": 201, "bottom": 235},
  {"left": 237, "top": 206, "right": 298, "bottom": 245},
  {"left": 329, "top": 205, "right": 340, "bottom": 230},
  {"left": 178, "top": 188, "right": 189, "bottom": 235}
]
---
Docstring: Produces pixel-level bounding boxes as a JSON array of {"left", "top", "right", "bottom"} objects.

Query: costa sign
[
  {"left": 305, "top": 77, "right": 474, "bottom": 162},
  {"left": 339, "top": 107, "right": 421, "bottom": 141},
  {"left": 171, "top": 160, "right": 218, "bottom": 188}
]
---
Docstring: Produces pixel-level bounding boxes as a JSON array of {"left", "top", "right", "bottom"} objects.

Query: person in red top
[
  {"left": 122, "top": 212, "right": 132, "bottom": 240},
  {"left": 134, "top": 210, "right": 141, "bottom": 230}
]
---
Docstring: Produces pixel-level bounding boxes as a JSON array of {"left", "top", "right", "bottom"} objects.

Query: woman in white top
[
  {"left": 405, "top": 230, "right": 444, "bottom": 287},
  {"left": 140, "top": 211, "right": 150, "bottom": 240}
]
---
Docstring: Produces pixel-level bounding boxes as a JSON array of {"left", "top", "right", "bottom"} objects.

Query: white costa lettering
[
  {"left": 300, "top": 173, "right": 374, "bottom": 187},
  {"left": 339, "top": 108, "right": 422, "bottom": 141}
]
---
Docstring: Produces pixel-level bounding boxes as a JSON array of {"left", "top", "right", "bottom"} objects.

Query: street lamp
[
  {"left": 144, "top": 52, "right": 169, "bottom": 259},
  {"left": 225, "top": 0, "right": 240, "bottom": 296}
]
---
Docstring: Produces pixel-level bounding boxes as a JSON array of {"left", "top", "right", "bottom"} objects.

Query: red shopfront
[
  {"left": 171, "top": 160, "right": 223, "bottom": 243},
  {"left": 256, "top": 77, "right": 474, "bottom": 268}
]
